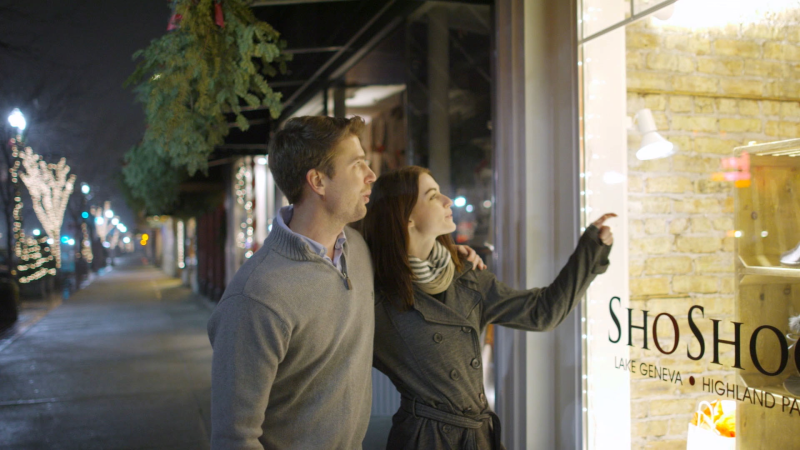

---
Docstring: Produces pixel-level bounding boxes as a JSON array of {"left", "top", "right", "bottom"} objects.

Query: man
[{"left": 208, "top": 116, "right": 483, "bottom": 449}]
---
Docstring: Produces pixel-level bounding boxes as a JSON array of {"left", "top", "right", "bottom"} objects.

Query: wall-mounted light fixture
[{"left": 634, "top": 108, "right": 674, "bottom": 161}]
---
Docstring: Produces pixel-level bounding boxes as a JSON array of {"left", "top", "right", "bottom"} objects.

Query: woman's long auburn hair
[{"left": 362, "top": 166, "right": 463, "bottom": 311}]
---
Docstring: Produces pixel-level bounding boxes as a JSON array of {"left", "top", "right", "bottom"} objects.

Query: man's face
[{"left": 322, "top": 135, "right": 377, "bottom": 224}]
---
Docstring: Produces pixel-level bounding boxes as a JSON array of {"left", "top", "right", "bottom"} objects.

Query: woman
[{"left": 363, "top": 166, "right": 614, "bottom": 450}]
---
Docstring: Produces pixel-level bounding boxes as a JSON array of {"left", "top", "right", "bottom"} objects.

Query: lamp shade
[{"left": 635, "top": 108, "right": 675, "bottom": 161}]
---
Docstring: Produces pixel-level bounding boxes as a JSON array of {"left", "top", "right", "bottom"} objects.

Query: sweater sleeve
[
  {"left": 478, "top": 224, "right": 611, "bottom": 331},
  {"left": 207, "top": 295, "right": 290, "bottom": 450}
]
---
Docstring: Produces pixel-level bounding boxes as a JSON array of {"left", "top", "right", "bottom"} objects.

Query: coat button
[
  {"left": 450, "top": 369, "right": 460, "bottom": 381},
  {"left": 479, "top": 393, "right": 486, "bottom": 403},
  {"left": 461, "top": 326, "right": 471, "bottom": 333},
  {"left": 433, "top": 333, "right": 443, "bottom": 343},
  {"left": 442, "top": 424, "right": 451, "bottom": 433},
  {"left": 471, "top": 358, "right": 482, "bottom": 369}
]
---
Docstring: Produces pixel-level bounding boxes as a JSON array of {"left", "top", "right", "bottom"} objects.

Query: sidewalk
[{"left": 0, "top": 256, "right": 212, "bottom": 450}]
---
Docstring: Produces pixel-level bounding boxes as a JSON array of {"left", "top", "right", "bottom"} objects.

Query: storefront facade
[{"left": 196, "top": 0, "right": 800, "bottom": 448}]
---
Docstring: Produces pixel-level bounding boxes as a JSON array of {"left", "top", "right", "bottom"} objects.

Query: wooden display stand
[{"left": 734, "top": 139, "right": 800, "bottom": 449}]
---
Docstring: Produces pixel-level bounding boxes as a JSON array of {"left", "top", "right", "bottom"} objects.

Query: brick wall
[{"left": 624, "top": 17, "right": 799, "bottom": 450}]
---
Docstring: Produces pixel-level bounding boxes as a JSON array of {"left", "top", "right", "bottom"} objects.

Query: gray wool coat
[{"left": 373, "top": 225, "right": 612, "bottom": 450}]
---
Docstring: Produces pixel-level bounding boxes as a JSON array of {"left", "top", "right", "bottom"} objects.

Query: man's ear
[{"left": 305, "top": 168, "right": 326, "bottom": 197}]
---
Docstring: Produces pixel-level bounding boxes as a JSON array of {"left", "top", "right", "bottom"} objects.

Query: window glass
[{"left": 581, "top": 2, "right": 800, "bottom": 448}]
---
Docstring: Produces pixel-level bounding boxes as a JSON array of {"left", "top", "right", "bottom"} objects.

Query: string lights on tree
[
  {"left": 8, "top": 137, "right": 56, "bottom": 283},
  {"left": 81, "top": 222, "right": 93, "bottom": 264},
  {"left": 92, "top": 201, "right": 113, "bottom": 243},
  {"left": 235, "top": 158, "right": 255, "bottom": 259},
  {"left": 17, "top": 147, "right": 76, "bottom": 268}
]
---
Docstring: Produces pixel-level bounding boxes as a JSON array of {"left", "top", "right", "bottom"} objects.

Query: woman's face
[{"left": 408, "top": 173, "right": 456, "bottom": 239}]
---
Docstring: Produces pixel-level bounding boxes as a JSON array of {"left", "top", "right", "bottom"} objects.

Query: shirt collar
[{"left": 275, "top": 205, "right": 346, "bottom": 258}]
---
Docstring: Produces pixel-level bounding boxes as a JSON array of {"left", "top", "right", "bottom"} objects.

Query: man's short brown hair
[{"left": 268, "top": 116, "right": 365, "bottom": 204}]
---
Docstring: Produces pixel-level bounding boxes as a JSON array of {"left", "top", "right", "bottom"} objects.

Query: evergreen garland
[
  {"left": 122, "top": 141, "right": 184, "bottom": 214},
  {"left": 122, "top": 0, "right": 290, "bottom": 213}
]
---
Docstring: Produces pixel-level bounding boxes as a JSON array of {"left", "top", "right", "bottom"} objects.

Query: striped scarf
[{"left": 409, "top": 241, "right": 455, "bottom": 295}]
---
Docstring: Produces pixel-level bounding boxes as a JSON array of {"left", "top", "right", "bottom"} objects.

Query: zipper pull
[{"left": 345, "top": 274, "right": 353, "bottom": 290}]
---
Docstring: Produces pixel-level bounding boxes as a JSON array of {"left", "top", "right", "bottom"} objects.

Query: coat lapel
[{"left": 411, "top": 268, "right": 482, "bottom": 328}]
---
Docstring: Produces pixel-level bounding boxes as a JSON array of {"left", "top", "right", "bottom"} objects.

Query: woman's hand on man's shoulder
[{"left": 456, "top": 245, "right": 487, "bottom": 270}]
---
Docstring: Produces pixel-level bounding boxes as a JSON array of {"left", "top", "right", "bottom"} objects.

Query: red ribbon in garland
[{"left": 214, "top": 1, "right": 225, "bottom": 28}]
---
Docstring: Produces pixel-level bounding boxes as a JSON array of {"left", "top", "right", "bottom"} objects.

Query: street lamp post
[
  {"left": 1, "top": 109, "right": 25, "bottom": 324},
  {"left": 6, "top": 109, "right": 25, "bottom": 274}
]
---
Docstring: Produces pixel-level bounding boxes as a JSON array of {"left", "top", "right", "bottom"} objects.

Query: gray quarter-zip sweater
[{"left": 208, "top": 223, "right": 374, "bottom": 450}]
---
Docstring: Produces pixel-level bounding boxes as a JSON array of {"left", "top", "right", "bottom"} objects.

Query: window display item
[
  {"left": 780, "top": 241, "right": 800, "bottom": 266},
  {"left": 735, "top": 139, "right": 800, "bottom": 448},
  {"left": 786, "top": 314, "right": 800, "bottom": 395},
  {"left": 687, "top": 400, "right": 736, "bottom": 449}
]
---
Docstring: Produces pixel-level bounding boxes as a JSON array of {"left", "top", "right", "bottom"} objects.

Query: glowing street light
[
  {"left": 81, "top": 184, "right": 90, "bottom": 195},
  {"left": 95, "top": 217, "right": 105, "bottom": 225},
  {"left": 111, "top": 218, "right": 119, "bottom": 226},
  {"left": 7, "top": 108, "right": 26, "bottom": 131},
  {"left": 123, "top": 237, "right": 131, "bottom": 244},
  {"left": 454, "top": 196, "right": 467, "bottom": 208},
  {"left": 104, "top": 210, "right": 114, "bottom": 218},
  {"left": 32, "top": 229, "right": 41, "bottom": 236}
]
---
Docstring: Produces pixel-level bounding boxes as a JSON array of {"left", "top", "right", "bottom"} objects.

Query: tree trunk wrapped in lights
[
  {"left": 17, "top": 147, "right": 76, "bottom": 269},
  {"left": 8, "top": 138, "right": 56, "bottom": 283}
]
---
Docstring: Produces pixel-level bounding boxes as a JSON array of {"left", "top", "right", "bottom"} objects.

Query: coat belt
[{"left": 400, "top": 396, "right": 503, "bottom": 450}]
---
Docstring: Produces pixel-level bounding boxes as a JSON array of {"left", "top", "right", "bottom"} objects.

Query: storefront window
[{"left": 580, "top": 1, "right": 800, "bottom": 448}]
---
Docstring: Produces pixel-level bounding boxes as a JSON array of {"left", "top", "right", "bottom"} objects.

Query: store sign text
[{"left": 607, "top": 297, "right": 800, "bottom": 377}]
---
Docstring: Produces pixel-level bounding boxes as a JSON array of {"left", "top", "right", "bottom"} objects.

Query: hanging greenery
[
  {"left": 122, "top": 0, "right": 290, "bottom": 212},
  {"left": 121, "top": 142, "right": 185, "bottom": 214}
]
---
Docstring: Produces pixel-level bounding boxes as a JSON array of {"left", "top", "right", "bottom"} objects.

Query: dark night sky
[{"left": 1, "top": 1, "right": 171, "bottom": 232}]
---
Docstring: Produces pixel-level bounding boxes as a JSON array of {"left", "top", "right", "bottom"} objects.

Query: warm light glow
[
  {"left": 142, "top": 233, "right": 149, "bottom": 240},
  {"left": 177, "top": 220, "right": 185, "bottom": 270},
  {"left": 654, "top": 0, "right": 800, "bottom": 28}
]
